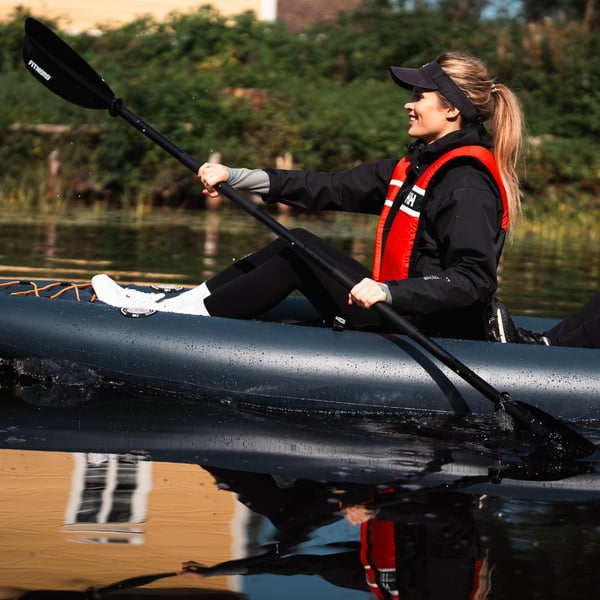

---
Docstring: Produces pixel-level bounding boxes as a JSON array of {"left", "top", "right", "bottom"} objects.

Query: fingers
[
  {"left": 198, "top": 162, "right": 229, "bottom": 198},
  {"left": 178, "top": 570, "right": 205, "bottom": 578},
  {"left": 182, "top": 560, "right": 202, "bottom": 568},
  {"left": 348, "top": 278, "right": 386, "bottom": 309},
  {"left": 198, "top": 162, "right": 228, "bottom": 186},
  {"left": 179, "top": 561, "right": 206, "bottom": 578},
  {"left": 340, "top": 505, "right": 375, "bottom": 525}
]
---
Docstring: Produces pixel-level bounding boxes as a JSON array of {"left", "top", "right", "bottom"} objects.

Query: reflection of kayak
[
  {"left": 2, "top": 388, "right": 599, "bottom": 502},
  {"left": 0, "top": 279, "right": 599, "bottom": 421}
]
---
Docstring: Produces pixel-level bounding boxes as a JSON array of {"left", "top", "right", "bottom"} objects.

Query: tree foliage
[
  {"left": 521, "top": 0, "right": 595, "bottom": 23},
  {"left": 0, "top": 1, "right": 599, "bottom": 220}
]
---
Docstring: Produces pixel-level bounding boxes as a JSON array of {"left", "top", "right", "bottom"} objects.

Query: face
[{"left": 404, "top": 88, "right": 462, "bottom": 143}]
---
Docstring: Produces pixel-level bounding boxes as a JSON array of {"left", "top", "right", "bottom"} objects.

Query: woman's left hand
[
  {"left": 348, "top": 278, "right": 386, "bottom": 309},
  {"left": 179, "top": 560, "right": 207, "bottom": 578},
  {"left": 198, "top": 162, "right": 229, "bottom": 199}
]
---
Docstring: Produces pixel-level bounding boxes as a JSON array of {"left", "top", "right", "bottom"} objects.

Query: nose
[{"left": 404, "top": 95, "right": 417, "bottom": 111}]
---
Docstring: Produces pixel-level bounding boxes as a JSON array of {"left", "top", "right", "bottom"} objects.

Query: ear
[{"left": 446, "top": 105, "right": 461, "bottom": 120}]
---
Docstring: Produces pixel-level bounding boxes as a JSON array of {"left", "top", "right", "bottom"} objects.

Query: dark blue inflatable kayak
[{"left": 0, "top": 279, "right": 598, "bottom": 421}]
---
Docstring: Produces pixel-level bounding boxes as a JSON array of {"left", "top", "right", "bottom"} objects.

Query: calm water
[
  {"left": 0, "top": 205, "right": 598, "bottom": 317},
  {"left": 0, "top": 205, "right": 599, "bottom": 599}
]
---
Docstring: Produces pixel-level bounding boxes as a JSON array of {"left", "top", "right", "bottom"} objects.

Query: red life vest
[
  {"left": 371, "top": 146, "right": 508, "bottom": 283},
  {"left": 360, "top": 519, "right": 400, "bottom": 600},
  {"left": 360, "top": 519, "right": 484, "bottom": 600}
]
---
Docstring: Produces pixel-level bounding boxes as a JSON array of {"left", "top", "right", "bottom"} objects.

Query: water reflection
[
  {"left": 2, "top": 446, "right": 599, "bottom": 599},
  {"left": 63, "top": 453, "right": 151, "bottom": 545},
  {"left": 1, "top": 383, "right": 600, "bottom": 599},
  {"left": 185, "top": 469, "right": 486, "bottom": 599},
  {"left": 0, "top": 448, "right": 246, "bottom": 598}
]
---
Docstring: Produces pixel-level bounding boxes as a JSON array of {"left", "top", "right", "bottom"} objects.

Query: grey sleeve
[
  {"left": 227, "top": 167, "right": 270, "bottom": 194},
  {"left": 376, "top": 282, "right": 392, "bottom": 304}
]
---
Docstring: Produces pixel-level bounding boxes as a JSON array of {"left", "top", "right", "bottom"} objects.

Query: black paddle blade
[
  {"left": 500, "top": 394, "right": 596, "bottom": 459},
  {"left": 22, "top": 17, "right": 114, "bottom": 110}
]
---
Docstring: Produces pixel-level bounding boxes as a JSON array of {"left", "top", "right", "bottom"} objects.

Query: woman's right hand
[
  {"left": 198, "top": 162, "right": 229, "bottom": 199},
  {"left": 348, "top": 278, "right": 387, "bottom": 309}
]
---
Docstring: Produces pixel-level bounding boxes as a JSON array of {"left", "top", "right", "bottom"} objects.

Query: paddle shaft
[
  {"left": 95, "top": 571, "right": 177, "bottom": 594},
  {"left": 94, "top": 542, "right": 299, "bottom": 593}
]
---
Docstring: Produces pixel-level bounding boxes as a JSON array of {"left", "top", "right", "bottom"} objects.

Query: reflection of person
[
  {"left": 94, "top": 52, "right": 524, "bottom": 341},
  {"left": 179, "top": 484, "right": 490, "bottom": 600}
]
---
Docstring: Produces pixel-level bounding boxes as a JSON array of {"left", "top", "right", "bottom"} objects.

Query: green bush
[{"left": 0, "top": 1, "right": 600, "bottom": 222}]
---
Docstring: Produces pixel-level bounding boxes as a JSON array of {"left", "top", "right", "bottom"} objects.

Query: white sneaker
[
  {"left": 92, "top": 274, "right": 165, "bottom": 308},
  {"left": 154, "top": 282, "right": 211, "bottom": 316}
]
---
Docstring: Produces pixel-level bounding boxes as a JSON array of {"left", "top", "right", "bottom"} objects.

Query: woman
[{"left": 94, "top": 52, "right": 524, "bottom": 341}]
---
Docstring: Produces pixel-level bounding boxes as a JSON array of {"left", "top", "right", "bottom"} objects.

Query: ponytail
[{"left": 436, "top": 52, "right": 524, "bottom": 230}]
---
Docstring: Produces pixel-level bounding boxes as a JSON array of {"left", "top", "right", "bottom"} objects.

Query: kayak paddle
[
  {"left": 91, "top": 571, "right": 177, "bottom": 595},
  {"left": 21, "top": 17, "right": 596, "bottom": 460}
]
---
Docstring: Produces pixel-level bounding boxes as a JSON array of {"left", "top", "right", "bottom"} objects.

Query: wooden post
[{"left": 44, "top": 148, "right": 63, "bottom": 203}]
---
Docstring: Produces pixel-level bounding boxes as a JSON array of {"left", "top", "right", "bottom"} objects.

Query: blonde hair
[{"left": 436, "top": 52, "right": 524, "bottom": 230}]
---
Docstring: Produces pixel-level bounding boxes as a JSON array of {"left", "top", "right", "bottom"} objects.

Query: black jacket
[{"left": 264, "top": 126, "right": 505, "bottom": 339}]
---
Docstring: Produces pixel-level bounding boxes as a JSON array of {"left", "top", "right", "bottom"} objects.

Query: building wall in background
[{"left": 0, "top": 0, "right": 361, "bottom": 31}]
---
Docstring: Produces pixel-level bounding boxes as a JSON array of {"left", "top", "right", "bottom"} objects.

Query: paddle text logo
[{"left": 27, "top": 59, "right": 51, "bottom": 81}]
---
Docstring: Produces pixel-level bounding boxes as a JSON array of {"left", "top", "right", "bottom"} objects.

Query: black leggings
[
  {"left": 545, "top": 292, "right": 600, "bottom": 348},
  {"left": 203, "top": 228, "right": 380, "bottom": 329}
]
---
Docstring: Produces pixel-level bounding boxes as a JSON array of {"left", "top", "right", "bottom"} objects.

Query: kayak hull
[{"left": 0, "top": 280, "right": 598, "bottom": 421}]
